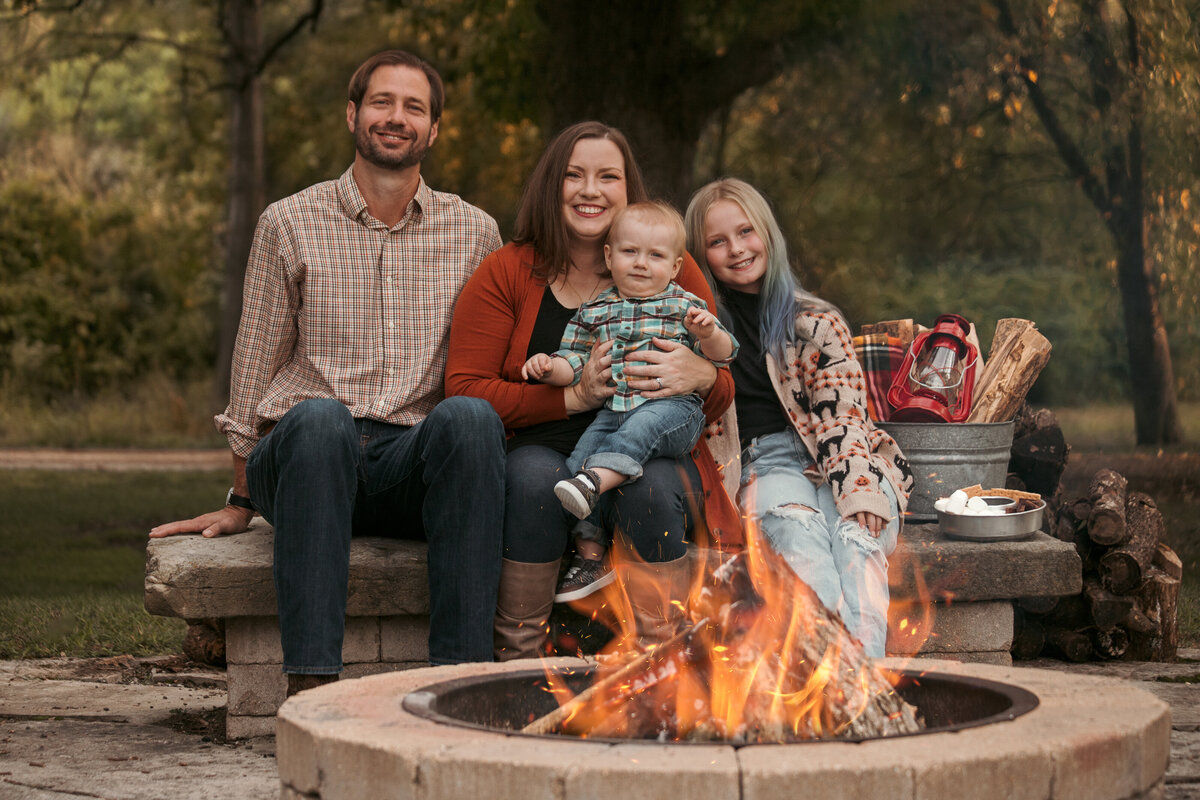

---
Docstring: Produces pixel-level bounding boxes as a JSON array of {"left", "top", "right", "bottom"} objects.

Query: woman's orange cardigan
[{"left": 446, "top": 242, "right": 744, "bottom": 550}]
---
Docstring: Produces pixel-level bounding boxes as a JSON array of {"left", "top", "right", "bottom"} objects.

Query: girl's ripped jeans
[{"left": 739, "top": 429, "right": 901, "bottom": 658}]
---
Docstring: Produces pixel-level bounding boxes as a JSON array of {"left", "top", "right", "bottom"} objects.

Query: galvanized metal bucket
[{"left": 878, "top": 420, "right": 1015, "bottom": 521}]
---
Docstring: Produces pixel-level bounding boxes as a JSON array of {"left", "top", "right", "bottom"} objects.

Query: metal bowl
[{"left": 938, "top": 498, "right": 1045, "bottom": 542}]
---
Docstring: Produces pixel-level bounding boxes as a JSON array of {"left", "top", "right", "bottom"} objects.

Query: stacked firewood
[{"left": 1011, "top": 465, "right": 1181, "bottom": 662}]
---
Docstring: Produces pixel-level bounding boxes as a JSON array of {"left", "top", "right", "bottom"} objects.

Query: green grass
[
  {"left": 0, "top": 375, "right": 227, "bottom": 449},
  {"left": 1053, "top": 402, "right": 1200, "bottom": 451},
  {"left": 0, "top": 469, "right": 229, "bottom": 658}
]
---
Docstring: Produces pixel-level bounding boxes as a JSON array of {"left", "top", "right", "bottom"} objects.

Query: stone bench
[{"left": 144, "top": 518, "right": 1081, "bottom": 738}]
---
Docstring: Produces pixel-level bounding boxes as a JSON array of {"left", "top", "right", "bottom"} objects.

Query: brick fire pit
[{"left": 276, "top": 656, "right": 1169, "bottom": 800}]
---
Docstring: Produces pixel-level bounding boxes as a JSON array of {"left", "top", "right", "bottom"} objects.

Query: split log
[
  {"left": 1082, "top": 578, "right": 1134, "bottom": 630},
  {"left": 1153, "top": 543, "right": 1183, "bottom": 581},
  {"left": 967, "top": 319, "right": 1053, "bottom": 423},
  {"left": 1053, "top": 506, "right": 1096, "bottom": 570},
  {"left": 1011, "top": 608, "right": 1046, "bottom": 660},
  {"left": 1099, "top": 492, "right": 1162, "bottom": 594},
  {"left": 1009, "top": 424, "right": 1069, "bottom": 499},
  {"left": 1086, "top": 469, "right": 1129, "bottom": 546},
  {"left": 1044, "top": 593, "right": 1090, "bottom": 630},
  {"left": 1046, "top": 628, "right": 1094, "bottom": 662},
  {"left": 522, "top": 625, "right": 697, "bottom": 735},
  {"left": 1091, "top": 627, "right": 1130, "bottom": 660},
  {"left": 183, "top": 618, "right": 226, "bottom": 667},
  {"left": 1121, "top": 605, "right": 1158, "bottom": 636},
  {"left": 1125, "top": 568, "right": 1180, "bottom": 661}
]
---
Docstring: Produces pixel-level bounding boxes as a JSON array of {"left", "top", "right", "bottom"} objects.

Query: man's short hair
[
  {"left": 348, "top": 50, "right": 445, "bottom": 123},
  {"left": 608, "top": 201, "right": 687, "bottom": 259}
]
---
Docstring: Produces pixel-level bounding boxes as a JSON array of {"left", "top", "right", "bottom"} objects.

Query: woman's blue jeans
[
  {"left": 245, "top": 397, "right": 505, "bottom": 673},
  {"left": 740, "top": 429, "right": 900, "bottom": 658},
  {"left": 503, "top": 445, "right": 699, "bottom": 566}
]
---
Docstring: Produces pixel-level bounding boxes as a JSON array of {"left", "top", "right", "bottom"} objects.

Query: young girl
[{"left": 684, "top": 178, "right": 913, "bottom": 657}]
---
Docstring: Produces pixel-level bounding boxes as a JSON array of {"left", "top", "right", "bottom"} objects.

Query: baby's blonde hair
[{"left": 608, "top": 201, "right": 686, "bottom": 259}]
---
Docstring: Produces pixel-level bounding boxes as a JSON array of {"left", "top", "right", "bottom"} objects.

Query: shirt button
[{"left": 388, "top": 321, "right": 395, "bottom": 329}]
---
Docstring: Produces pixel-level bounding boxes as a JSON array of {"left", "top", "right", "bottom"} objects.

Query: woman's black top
[
  {"left": 504, "top": 286, "right": 598, "bottom": 455},
  {"left": 724, "top": 288, "right": 792, "bottom": 449}
]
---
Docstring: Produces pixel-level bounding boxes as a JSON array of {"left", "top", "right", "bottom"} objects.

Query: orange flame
[{"left": 541, "top": 509, "right": 926, "bottom": 743}]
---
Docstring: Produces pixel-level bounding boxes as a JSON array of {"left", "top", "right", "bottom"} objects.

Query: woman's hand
[
  {"left": 850, "top": 512, "right": 889, "bottom": 538},
  {"left": 623, "top": 338, "right": 718, "bottom": 399},
  {"left": 565, "top": 339, "right": 615, "bottom": 413}
]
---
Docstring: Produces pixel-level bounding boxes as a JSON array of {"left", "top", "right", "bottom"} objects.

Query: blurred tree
[
  {"left": 404, "top": 0, "right": 857, "bottom": 202},
  {"left": 962, "top": 0, "right": 1186, "bottom": 443},
  {"left": 2, "top": 0, "right": 324, "bottom": 403}
]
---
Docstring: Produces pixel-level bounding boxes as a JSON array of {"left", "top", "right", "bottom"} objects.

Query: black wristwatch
[{"left": 225, "top": 488, "right": 255, "bottom": 512}]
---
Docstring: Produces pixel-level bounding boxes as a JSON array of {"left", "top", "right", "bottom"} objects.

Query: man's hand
[
  {"left": 684, "top": 307, "right": 719, "bottom": 340},
  {"left": 150, "top": 505, "right": 255, "bottom": 540}
]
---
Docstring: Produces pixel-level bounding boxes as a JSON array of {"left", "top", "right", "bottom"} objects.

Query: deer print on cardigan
[{"left": 702, "top": 304, "right": 914, "bottom": 523}]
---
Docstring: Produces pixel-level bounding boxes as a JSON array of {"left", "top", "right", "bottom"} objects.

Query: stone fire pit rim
[{"left": 399, "top": 661, "right": 1040, "bottom": 747}]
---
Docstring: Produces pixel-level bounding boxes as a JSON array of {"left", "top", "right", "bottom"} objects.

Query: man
[{"left": 151, "top": 50, "right": 505, "bottom": 695}]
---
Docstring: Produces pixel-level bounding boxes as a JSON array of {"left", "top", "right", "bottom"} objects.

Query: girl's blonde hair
[{"left": 684, "top": 178, "right": 835, "bottom": 361}]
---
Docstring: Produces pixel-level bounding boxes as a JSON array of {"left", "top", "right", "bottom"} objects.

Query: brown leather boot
[
  {"left": 493, "top": 558, "right": 559, "bottom": 661},
  {"left": 286, "top": 673, "right": 338, "bottom": 697},
  {"left": 619, "top": 553, "right": 693, "bottom": 647}
]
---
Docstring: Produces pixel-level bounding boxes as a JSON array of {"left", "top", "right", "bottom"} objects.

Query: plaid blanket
[{"left": 851, "top": 333, "right": 906, "bottom": 422}]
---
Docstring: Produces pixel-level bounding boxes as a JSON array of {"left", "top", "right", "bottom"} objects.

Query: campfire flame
[{"left": 534, "top": 514, "right": 925, "bottom": 743}]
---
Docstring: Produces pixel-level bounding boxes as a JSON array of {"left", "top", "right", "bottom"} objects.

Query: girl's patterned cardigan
[{"left": 703, "top": 302, "right": 914, "bottom": 523}]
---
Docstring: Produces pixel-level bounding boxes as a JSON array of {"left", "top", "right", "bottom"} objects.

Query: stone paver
[{"left": 2, "top": 651, "right": 1200, "bottom": 798}]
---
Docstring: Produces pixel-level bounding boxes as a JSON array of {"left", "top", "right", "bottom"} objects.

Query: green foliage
[
  {"left": 0, "top": 172, "right": 216, "bottom": 398},
  {"left": 0, "top": 469, "right": 229, "bottom": 658}
]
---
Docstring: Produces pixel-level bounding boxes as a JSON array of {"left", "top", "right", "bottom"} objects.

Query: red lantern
[{"left": 887, "top": 313, "right": 979, "bottom": 423}]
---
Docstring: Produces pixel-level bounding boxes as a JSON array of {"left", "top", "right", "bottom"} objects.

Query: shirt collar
[{"left": 336, "top": 165, "right": 431, "bottom": 226}]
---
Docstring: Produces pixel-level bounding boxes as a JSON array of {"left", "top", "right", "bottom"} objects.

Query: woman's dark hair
[
  {"left": 513, "top": 121, "right": 649, "bottom": 282},
  {"left": 347, "top": 50, "right": 445, "bottom": 123}
]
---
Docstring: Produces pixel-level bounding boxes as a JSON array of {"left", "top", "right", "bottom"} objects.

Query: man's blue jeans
[
  {"left": 740, "top": 429, "right": 901, "bottom": 658},
  {"left": 245, "top": 396, "right": 505, "bottom": 673},
  {"left": 566, "top": 394, "right": 705, "bottom": 479}
]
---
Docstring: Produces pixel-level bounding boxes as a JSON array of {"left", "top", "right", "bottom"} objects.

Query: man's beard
[{"left": 354, "top": 121, "right": 433, "bottom": 170}]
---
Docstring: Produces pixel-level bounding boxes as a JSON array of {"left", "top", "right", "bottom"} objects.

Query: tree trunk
[
  {"left": 215, "top": 0, "right": 267, "bottom": 405},
  {"left": 1113, "top": 209, "right": 1182, "bottom": 445}
]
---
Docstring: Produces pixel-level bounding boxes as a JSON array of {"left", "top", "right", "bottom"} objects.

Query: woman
[
  {"left": 447, "top": 122, "right": 739, "bottom": 660},
  {"left": 683, "top": 178, "right": 913, "bottom": 657}
]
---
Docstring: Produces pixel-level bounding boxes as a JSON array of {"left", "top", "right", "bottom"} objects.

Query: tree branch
[
  {"left": 990, "top": 0, "right": 1114, "bottom": 221},
  {"left": 257, "top": 0, "right": 323, "bottom": 75}
]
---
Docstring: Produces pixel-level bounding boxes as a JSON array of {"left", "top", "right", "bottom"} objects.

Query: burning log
[
  {"left": 967, "top": 319, "right": 1052, "bottom": 423},
  {"left": 1086, "top": 469, "right": 1129, "bottom": 547},
  {"left": 529, "top": 539, "right": 923, "bottom": 743},
  {"left": 522, "top": 625, "right": 698, "bottom": 736},
  {"left": 1098, "top": 492, "right": 1162, "bottom": 594}
]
